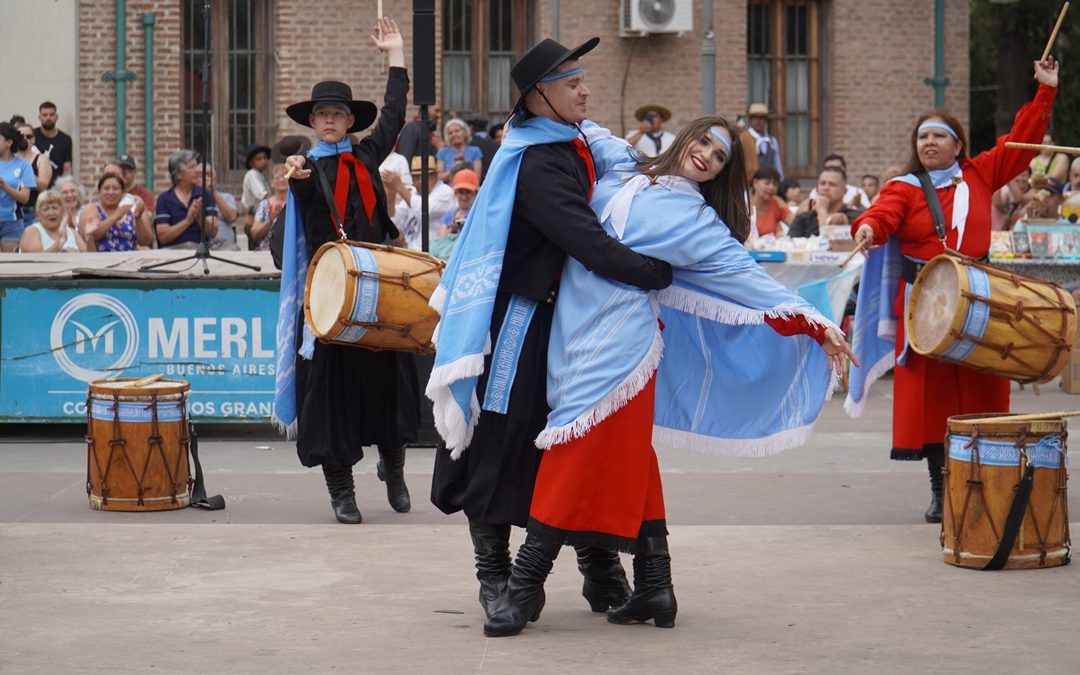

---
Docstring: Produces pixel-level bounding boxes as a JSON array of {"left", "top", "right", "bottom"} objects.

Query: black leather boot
[
  {"left": 322, "top": 465, "right": 362, "bottom": 524},
  {"left": 469, "top": 521, "right": 512, "bottom": 619},
  {"left": 376, "top": 444, "right": 411, "bottom": 513},
  {"left": 575, "top": 545, "right": 631, "bottom": 613},
  {"left": 925, "top": 454, "right": 944, "bottom": 523},
  {"left": 483, "top": 532, "right": 561, "bottom": 637},
  {"left": 608, "top": 534, "right": 677, "bottom": 628}
]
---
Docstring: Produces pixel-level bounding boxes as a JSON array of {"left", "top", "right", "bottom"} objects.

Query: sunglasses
[{"left": 21, "top": 134, "right": 35, "bottom": 140}]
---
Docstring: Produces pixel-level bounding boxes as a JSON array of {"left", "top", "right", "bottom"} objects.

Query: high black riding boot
[
  {"left": 483, "top": 532, "right": 561, "bottom": 637},
  {"left": 575, "top": 545, "right": 631, "bottom": 613},
  {"left": 608, "top": 534, "right": 677, "bottom": 628},
  {"left": 925, "top": 453, "right": 944, "bottom": 523},
  {"left": 322, "top": 465, "right": 362, "bottom": 524},
  {"left": 376, "top": 444, "right": 411, "bottom": 513},
  {"left": 469, "top": 521, "right": 512, "bottom": 619}
]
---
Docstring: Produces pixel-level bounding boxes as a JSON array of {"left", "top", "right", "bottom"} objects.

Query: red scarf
[
  {"left": 571, "top": 139, "right": 596, "bottom": 201},
  {"left": 332, "top": 152, "right": 377, "bottom": 238}
]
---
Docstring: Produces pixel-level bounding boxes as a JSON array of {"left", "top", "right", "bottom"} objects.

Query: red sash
[{"left": 571, "top": 139, "right": 596, "bottom": 201}]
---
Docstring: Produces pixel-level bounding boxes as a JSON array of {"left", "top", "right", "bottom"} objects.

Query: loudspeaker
[{"left": 413, "top": 0, "right": 436, "bottom": 105}]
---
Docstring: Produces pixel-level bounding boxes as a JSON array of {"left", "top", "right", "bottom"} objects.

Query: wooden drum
[
  {"left": 907, "top": 255, "right": 1076, "bottom": 383},
  {"left": 86, "top": 378, "right": 192, "bottom": 511},
  {"left": 942, "top": 413, "right": 1070, "bottom": 570},
  {"left": 304, "top": 241, "right": 445, "bottom": 354}
]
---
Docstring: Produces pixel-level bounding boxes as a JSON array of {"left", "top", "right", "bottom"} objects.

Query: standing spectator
[
  {"left": 240, "top": 144, "right": 271, "bottom": 228},
  {"left": 748, "top": 166, "right": 792, "bottom": 239},
  {"left": 436, "top": 118, "right": 482, "bottom": 182},
  {"left": 384, "top": 154, "right": 455, "bottom": 251},
  {"left": 54, "top": 176, "right": 85, "bottom": 228},
  {"left": 809, "top": 154, "right": 871, "bottom": 209},
  {"left": 79, "top": 173, "right": 153, "bottom": 251},
  {"left": 1029, "top": 132, "right": 1068, "bottom": 182},
  {"left": 33, "top": 101, "right": 73, "bottom": 188},
  {"left": 397, "top": 105, "right": 442, "bottom": 163},
  {"left": 862, "top": 174, "right": 881, "bottom": 203},
  {"left": 14, "top": 122, "right": 52, "bottom": 232},
  {"left": 19, "top": 189, "right": 87, "bottom": 252},
  {"left": 490, "top": 123, "right": 505, "bottom": 144},
  {"left": 154, "top": 150, "right": 219, "bottom": 248},
  {"left": 739, "top": 102, "right": 783, "bottom": 181},
  {"left": 251, "top": 162, "right": 289, "bottom": 250},
  {"left": 116, "top": 154, "right": 155, "bottom": 217},
  {"left": 467, "top": 117, "right": 499, "bottom": 180},
  {"left": 379, "top": 148, "right": 413, "bottom": 189},
  {"left": 779, "top": 177, "right": 802, "bottom": 211},
  {"left": 0, "top": 122, "right": 34, "bottom": 252},
  {"left": 625, "top": 103, "right": 676, "bottom": 157},
  {"left": 789, "top": 166, "right": 862, "bottom": 237}
]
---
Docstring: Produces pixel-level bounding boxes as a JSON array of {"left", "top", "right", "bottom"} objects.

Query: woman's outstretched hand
[{"left": 822, "top": 327, "right": 859, "bottom": 374}]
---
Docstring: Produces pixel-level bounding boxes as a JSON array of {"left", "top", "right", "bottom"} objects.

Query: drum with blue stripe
[
  {"left": 906, "top": 255, "right": 1075, "bottom": 383},
  {"left": 942, "top": 413, "right": 1069, "bottom": 569},
  {"left": 304, "top": 241, "right": 444, "bottom": 354},
  {"left": 86, "top": 378, "right": 191, "bottom": 511}
]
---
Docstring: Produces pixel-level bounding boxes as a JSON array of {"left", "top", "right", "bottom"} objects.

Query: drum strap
[
  {"left": 188, "top": 424, "right": 226, "bottom": 510},
  {"left": 915, "top": 171, "right": 948, "bottom": 243},
  {"left": 983, "top": 462, "right": 1035, "bottom": 570}
]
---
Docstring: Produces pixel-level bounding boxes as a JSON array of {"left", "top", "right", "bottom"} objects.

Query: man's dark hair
[
  {"left": 862, "top": 174, "right": 880, "bottom": 185},
  {"left": 822, "top": 153, "right": 846, "bottom": 169},
  {"left": 39, "top": 101, "right": 57, "bottom": 112},
  {"left": 821, "top": 165, "right": 847, "bottom": 183},
  {"left": 9, "top": 114, "right": 26, "bottom": 125}
]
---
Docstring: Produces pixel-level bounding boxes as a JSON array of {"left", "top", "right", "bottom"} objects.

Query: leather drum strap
[
  {"left": 915, "top": 170, "right": 948, "bottom": 243},
  {"left": 982, "top": 463, "right": 1035, "bottom": 570}
]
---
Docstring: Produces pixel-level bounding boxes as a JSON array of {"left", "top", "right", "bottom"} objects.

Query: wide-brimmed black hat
[
  {"left": 285, "top": 81, "right": 378, "bottom": 134},
  {"left": 510, "top": 37, "right": 599, "bottom": 109},
  {"left": 244, "top": 144, "right": 272, "bottom": 169},
  {"left": 271, "top": 135, "right": 313, "bottom": 163}
]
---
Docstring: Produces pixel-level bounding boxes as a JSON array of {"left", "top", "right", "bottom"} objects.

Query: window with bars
[
  {"left": 747, "top": 0, "right": 820, "bottom": 177},
  {"left": 442, "top": 0, "right": 528, "bottom": 125},
  {"left": 182, "top": 0, "right": 274, "bottom": 181}
]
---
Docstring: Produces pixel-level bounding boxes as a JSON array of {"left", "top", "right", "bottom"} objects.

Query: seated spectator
[
  {"left": 202, "top": 162, "right": 239, "bottom": 250},
  {"left": 79, "top": 173, "right": 153, "bottom": 251},
  {"left": 14, "top": 122, "right": 51, "bottom": 233},
  {"left": 861, "top": 174, "right": 881, "bottom": 203},
  {"left": 155, "top": 150, "right": 219, "bottom": 248},
  {"left": 789, "top": 166, "right": 862, "bottom": 237},
  {"left": 779, "top": 177, "right": 802, "bottom": 211},
  {"left": 19, "top": 189, "right": 86, "bottom": 252},
  {"left": 0, "top": 122, "right": 35, "bottom": 252},
  {"left": 430, "top": 168, "right": 478, "bottom": 260},
  {"left": 54, "top": 175, "right": 85, "bottom": 228},
  {"left": 436, "top": 118, "right": 482, "bottom": 182},
  {"left": 992, "top": 170, "right": 1031, "bottom": 231},
  {"left": 1063, "top": 156, "right": 1080, "bottom": 195},
  {"left": 1030, "top": 132, "right": 1068, "bottom": 183},
  {"left": 1024, "top": 174, "right": 1064, "bottom": 219},
  {"left": 490, "top": 123, "right": 504, "bottom": 144},
  {"left": 809, "top": 154, "right": 870, "bottom": 209},
  {"left": 386, "top": 154, "right": 455, "bottom": 251},
  {"left": 748, "top": 166, "right": 792, "bottom": 239},
  {"left": 241, "top": 144, "right": 271, "bottom": 229},
  {"left": 101, "top": 158, "right": 154, "bottom": 244},
  {"left": 116, "top": 154, "right": 155, "bottom": 218},
  {"left": 380, "top": 148, "right": 413, "bottom": 189},
  {"left": 251, "top": 162, "right": 289, "bottom": 250}
]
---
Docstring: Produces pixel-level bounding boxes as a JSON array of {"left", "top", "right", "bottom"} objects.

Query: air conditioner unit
[{"left": 619, "top": 0, "right": 694, "bottom": 37}]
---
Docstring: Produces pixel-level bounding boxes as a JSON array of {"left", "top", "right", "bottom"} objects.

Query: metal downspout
[
  {"left": 924, "top": 0, "right": 949, "bottom": 108},
  {"left": 701, "top": 0, "right": 715, "bottom": 114},
  {"left": 102, "top": 0, "right": 136, "bottom": 155},
  {"left": 552, "top": 0, "right": 560, "bottom": 41},
  {"left": 142, "top": 13, "right": 156, "bottom": 189}
]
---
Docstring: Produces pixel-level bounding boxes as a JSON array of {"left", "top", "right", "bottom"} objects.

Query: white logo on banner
[{"left": 50, "top": 293, "right": 140, "bottom": 382}]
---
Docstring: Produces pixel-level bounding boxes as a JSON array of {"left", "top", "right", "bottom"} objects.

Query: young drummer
[{"left": 273, "top": 17, "right": 418, "bottom": 523}]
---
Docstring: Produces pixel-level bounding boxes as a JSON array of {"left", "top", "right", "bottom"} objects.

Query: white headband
[{"left": 918, "top": 120, "right": 958, "bottom": 140}]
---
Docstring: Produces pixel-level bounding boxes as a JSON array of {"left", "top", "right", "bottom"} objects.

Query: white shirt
[
  {"left": 396, "top": 181, "right": 455, "bottom": 251},
  {"left": 379, "top": 152, "right": 413, "bottom": 188},
  {"left": 626, "top": 130, "right": 676, "bottom": 157}
]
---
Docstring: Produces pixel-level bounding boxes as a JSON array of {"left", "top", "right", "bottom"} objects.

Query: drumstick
[
  {"left": 132, "top": 373, "right": 164, "bottom": 387},
  {"left": 284, "top": 164, "right": 297, "bottom": 180},
  {"left": 837, "top": 240, "right": 868, "bottom": 268},
  {"left": 962, "top": 409, "right": 1080, "bottom": 425},
  {"left": 1005, "top": 141, "right": 1080, "bottom": 155},
  {"left": 1040, "top": 3, "right": 1070, "bottom": 63}
]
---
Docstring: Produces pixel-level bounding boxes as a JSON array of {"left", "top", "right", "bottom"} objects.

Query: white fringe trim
[
  {"left": 657, "top": 286, "right": 840, "bottom": 334},
  {"left": 271, "top": 417, "right": 298, "bottom": 441},
  {"left": 843, "top": 351, "right": 895, "bottom": 419},
  {"left": 652, "top": 422, "right": 816, "bottom": 458},
  {"left": 429, "top": 285, "right": 447, "bottom": 315},
  {"left": 534, "top": 329, "right": 664, "bottom": 449},
  {"left": 426, "top": 354, "right": 487, "bottom": 456}
]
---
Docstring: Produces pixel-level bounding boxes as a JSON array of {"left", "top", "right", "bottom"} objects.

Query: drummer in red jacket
[
  {"left": 851, "top": 57, "right": 1059, "bottom": 523},
  {"left": 280, "top": 17, "right": 417, "bottom": 524}
]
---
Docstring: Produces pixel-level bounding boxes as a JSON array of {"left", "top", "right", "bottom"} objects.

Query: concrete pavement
[{"left": 1, "top": 379, "right": 1078, "bottom": 674}]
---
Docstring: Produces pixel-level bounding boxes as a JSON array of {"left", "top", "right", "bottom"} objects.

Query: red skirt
[{"left": 528, "top": 375, "right": 667, "bottom": 553}]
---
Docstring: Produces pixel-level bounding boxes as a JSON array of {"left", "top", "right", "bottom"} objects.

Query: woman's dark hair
[
  {"left": 779, "top": 177, "right": 801, "bottom": 198},
  {"left": 638, "top": 116, "right": 751, "bottom": 242},
  {"left": 97, "top": 172, "right": 124, "bottom": 191},
  {"left": 752, "top": 166, "right": 781, "bottom": 184},
  {"left": 0, "top": 122, "right": 29, "bottom": 153},
  {"left": 900, "top": 111, "right": 969, "bottom": 176}
]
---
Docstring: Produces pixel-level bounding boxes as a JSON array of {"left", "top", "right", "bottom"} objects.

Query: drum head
[
  {"left": 908, "top": 258, "right": 961, "bottom": 353},
  {"left": 309, "top": 246, "right": 348, "bottom": 335},
  {"left": 88, "top": 378, "right": 189, "bottom": 399}
]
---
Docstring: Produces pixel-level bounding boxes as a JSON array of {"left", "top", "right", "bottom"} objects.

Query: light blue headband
[
  {"left": 918, "top": 120, "right": 958, "bottom": 140},
  {"left": 709, "top": 126, "right": 732, "bottom": 153},
  {"left": 540, "top": 66, "right": 583, "bottom": 83}
]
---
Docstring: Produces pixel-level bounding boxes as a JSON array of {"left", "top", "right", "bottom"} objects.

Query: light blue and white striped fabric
[{"left": 539, "top": 159, "right": 837, "bottom": 456}]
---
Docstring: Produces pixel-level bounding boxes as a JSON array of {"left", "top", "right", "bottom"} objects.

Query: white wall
[{"left": 0, "top": 0, "right": 80, "bottom": 174}]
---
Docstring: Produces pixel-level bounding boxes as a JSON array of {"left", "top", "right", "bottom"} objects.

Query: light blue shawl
[{"left": 539, "top": 154, "right": 838, "bottom": 456}]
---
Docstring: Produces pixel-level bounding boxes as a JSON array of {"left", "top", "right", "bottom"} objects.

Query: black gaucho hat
[
  {"left": 244, "top": 144, "right": 272, "bottom": 169},
  {"left": 510, "top": 37, "right": 599, "bottom": 110},
  {"left": 285, "top": 81, "right": 378, "bottom": 134}
]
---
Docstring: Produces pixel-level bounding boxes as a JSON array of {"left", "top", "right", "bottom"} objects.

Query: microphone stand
[{"left": 140, "top": 0, "right": 260, "bottom": 275}]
